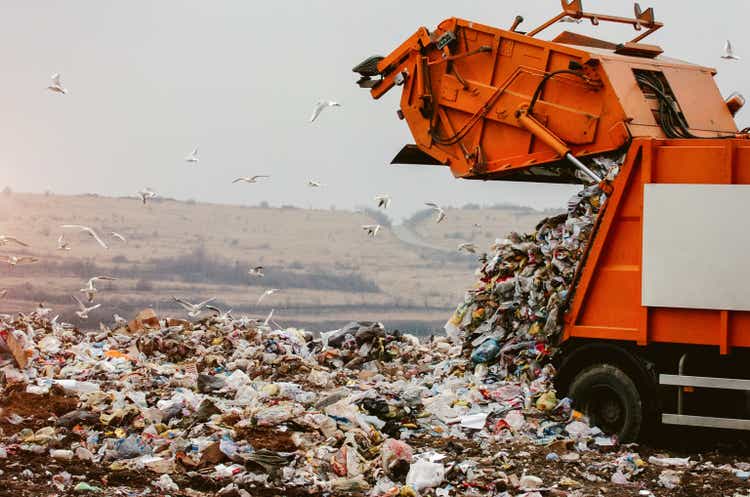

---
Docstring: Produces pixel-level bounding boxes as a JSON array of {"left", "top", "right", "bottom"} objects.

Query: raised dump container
[{"left": 357, "top": 0, "right": 750, "bottom": 439}]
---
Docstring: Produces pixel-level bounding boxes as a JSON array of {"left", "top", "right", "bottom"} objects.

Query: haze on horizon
[{"left": 0, "top": 0, "right": 747, "bottom": 221}]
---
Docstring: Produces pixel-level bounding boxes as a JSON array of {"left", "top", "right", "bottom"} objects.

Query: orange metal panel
[{"left": 565, "top": 138, "right": 750, "bottom": 353}]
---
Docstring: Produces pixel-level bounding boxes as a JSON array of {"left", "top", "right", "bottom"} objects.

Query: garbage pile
[
  {"left": 2, "top": 309, "right": 750, "bottom": 496},
  {"left": 445, "top": 156, "right": 622, "bottom": 383}
]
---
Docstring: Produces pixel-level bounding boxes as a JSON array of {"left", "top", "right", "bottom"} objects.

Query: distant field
[{"left": 0, "top": 192, "right": 552, "bottom": 332}]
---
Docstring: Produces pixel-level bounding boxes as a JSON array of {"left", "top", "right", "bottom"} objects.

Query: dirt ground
[{"left": 2, "top": 390, "right": 750, "bottom": 496}]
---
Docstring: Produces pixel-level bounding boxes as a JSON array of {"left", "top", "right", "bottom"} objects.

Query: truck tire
[{"left": 568, "top": 363, "right": 643, "bottom": 442}]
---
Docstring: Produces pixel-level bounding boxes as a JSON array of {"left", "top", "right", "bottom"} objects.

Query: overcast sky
[{"left": 0, "top": 1, "right": 747, "bottom": 221}]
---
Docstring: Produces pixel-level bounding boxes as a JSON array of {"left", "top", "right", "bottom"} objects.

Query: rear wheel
[{"left": 569, "top": 363, "right": 643, "bottom": 442}]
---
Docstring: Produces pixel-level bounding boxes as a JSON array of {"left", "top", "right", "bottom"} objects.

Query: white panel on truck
[{"left": 642, "top": 184, "right": 750, "bottom": 311}]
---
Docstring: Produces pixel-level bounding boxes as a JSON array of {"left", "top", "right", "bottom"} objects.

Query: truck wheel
[{"left": 568, "top": 363, "right": 643, "bottom": 442}]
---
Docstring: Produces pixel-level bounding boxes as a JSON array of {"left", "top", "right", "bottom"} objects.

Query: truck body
[{"left": 357, "top": 0, "right": 750, "bottom": 439}]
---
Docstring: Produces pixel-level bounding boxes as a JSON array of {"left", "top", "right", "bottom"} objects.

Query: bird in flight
[
  {"left": 362, "top": 224, "right": 381, "bottom": 237},
  {"left": 457, "top": 242, "right": 478, "bottom": 254},
  {"left": 80, "top": 276, "right": 117, "bottom": 303},
  {"left": 0, "top": 255, "right": 39, "bottom": 267},
  {"left": 308, "top": 180, "right": 323, "bottom": 188},
  {"left": 248, "top": 266, "right": 264, "bottom": 277},
  {"left": 206, "top": 305, "right": 233, "bottom": 323},
  {"left": 424, "top": 202, "right": 446, "bottom": 223},
  {"left": 722, "top": 40, "right": 740, "bottom": 60},
  {"left": 233, "top": 175, "right": 270, "bottom": 184},
  {"left": 72, "top": 296, "right": 100, "bottom": 319},
  {"left": 61, "top": 225, "right": 108, "bottom": 249},
  {"left": 185, "top": 147, "right": 199, "bottom": 163},
  {"left": 57, "top": 235, "right": 71, "bottom": 251},
  {"left": 137, "top": 188, "right": 157, "bottom": 205},
  {"left": 173, "top": 297, "right": 216, "bottom": 318},
  {"left": 0, "top": 235, "right": 29, "bottom": 247},
  {"left": 257, "top": 289, "right": 279, "bottom": 305},
  {"left": 374, "top": 194, "right": 391, "bottom": 209},
  {"left": 0, "top": 289, "right": 7, "bottom": 299},
  {"left": 47, "top": 73, "right": 68, "bottom": 94},
  {"left": 110, "top": 232, "right": 126, "bottom": 243},
  {"left": 309, "top": 100, "right": 341, "bottom": 122}
]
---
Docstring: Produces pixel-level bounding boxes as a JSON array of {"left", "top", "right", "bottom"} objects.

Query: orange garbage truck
[{"left": 355, "top": 0, "right": 750, "bottom": 440}]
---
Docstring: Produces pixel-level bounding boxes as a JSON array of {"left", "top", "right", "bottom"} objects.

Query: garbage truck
[{"left": 355, "top": 0, "right": 750, "bottom": 441}]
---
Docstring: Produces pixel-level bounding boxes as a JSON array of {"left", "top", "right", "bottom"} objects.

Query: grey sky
[{"left": 0, "top": 1, "right": 747, "bottom": 220}]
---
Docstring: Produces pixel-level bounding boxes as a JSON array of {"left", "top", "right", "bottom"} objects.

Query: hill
[{"left": 0, "top": 192, "right": 554, "bottom": 333}]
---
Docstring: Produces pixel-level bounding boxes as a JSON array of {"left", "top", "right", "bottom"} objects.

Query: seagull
[
  {"left": 113, "top": 314, "right": 128, "bottom": 326},
  {"left": 722, "top": 40, "right": 740, "bottom": 60},
  {"left": 308, "top": 180, "right": 323, "bottom": 188},
  {"left": 79, "top": 276, "right": 117, "bottom": 303},
  {"left": 47, "top": 73, "right": 68, "bottom": 94},
  {"left": 458, "top": 242, "right": 478, "bottom": 254},
  {"left": 110, "top": 232, "right": 126, "bottom": 243},
  {"left": 206, "top": 305, "right": 233, "bottom": 323},
  {"left": 172, "top": 297, "right": 216, "bottom": 318},
  {"left": 473, "top": 223, "right": 482, "bottom": 229},
  {"left": 309, "top": 100, "right": 341, "bottom": 122},
  {"left": 559, "top": 16, "right": 582, "bottom": 23},
  {"left": 36, "top": 303, "right": 53, "bottom": 317},
  {"left": 0, "top": 255, "right": 39, "bottom": 267},
  {"left": 424, "top": 202, "right": 446, "bottom": 223},
  {"left": 362, "top": 224, "right": 381, "bottom": 237},
  {"left": 0, "top": 289, "right": 7, "bottom": 299},
  {"left": 248, "top": 266, "right": 264, "bottom": 277},
  {"left": 185, "top": 147, "right": 199, "bottom": 163},
  {"left": 374, "top": 194, "right": 391, "bottom": 209},
  {"left": 232, "top": 175, "right": 270, "bottom": 184},
  {"left": 137, "top": 188, "right": 157, "bottom": 205},
  {"left": 0, "top": 235, "right": 29, "bottom": 247},
  {"left": 263, "top": 309, "right": 274, "bottom": 326},
  {"left": 257, "top": 289, "right": 279, "bottom": 305},
  {"left": 57, "top": 235, "right": 71, "bottom": 251},
  {"left": 61, "top": 225, "right": 108, "bottom": 249},
  {"left": 72, "top": 296, "right": 100, "bottom": 320}
]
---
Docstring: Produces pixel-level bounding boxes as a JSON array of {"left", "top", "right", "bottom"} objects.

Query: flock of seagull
[
  {"left": 0, "top": 74, "right": 453, "bottom": 322},
  {"left": 3, "top": 31, "right": 740, "bottom": 322}
]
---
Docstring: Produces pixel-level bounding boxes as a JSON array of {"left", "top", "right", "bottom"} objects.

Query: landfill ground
[{"left": 2, "top": 387, "right": 750, "bottom": 497}]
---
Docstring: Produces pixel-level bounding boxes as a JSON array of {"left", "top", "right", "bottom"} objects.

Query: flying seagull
[
  {"left": 80, "top": 276, "right": 117, "bottom": 303},
  {"left": 47, "top": 73, "right": 68, "bottom": 94},
  {"left": 61, "top": 225, "right": 108, "bottom": 249},
  {"left": 0, "top": 255, "right": 39, "bottom": 267},
  {"left": 458, "top": 242, "right": 478, "bottom": 254},
  {"left": 0, "top": 235, "right": 29, "bottom": 247},
  {"left": 57, "top": 235, "right": 71, "bottom": 251},
  {"left": 309, "top": 100, "right": 341, "bottom": 122},
  {"left": 424, "top": 202, "right": 446, "bottom": 223},
  {"left": 308, "top": 180, "right": 323, "bottom": 188},
  {"left": 374, "top": 194, "right": 391, "bottom": 209},
  {"left": 173, "top": 297, "right": 216, "bottom": 318},
  {"left": 362, "top": 224, "right": 381, "bottom": 237},
  {"left": 232, "top": 175, "right": 270, "bottom": 184},
  {"left": 137, "top": 188, "right": 157, "bottom": 205},
  {"left": 206, "top": 305, "right": 233, "bottom": 323},
  {"left": 36, "top": 303, "right": 53, "bottom": 317},
  {"left": 722, "top": 40, "right": 740, "bottom": 60},
  {"left": 0, "top": 289, "right": 7, "bottom": 299},
  {"left": 110, "top": 232, "right": 126, "bottom": 243},
  {"left": 185, "top": 147, "right": 199, "bottom": 163},
  {"left": 72, "top": 295, "right": 100, "bottom": 319},
  {"left": 257, "top": 289, "right": 279, "bottom": 305},
  {"left": 248, "top": 266, "right": 264, "bottom": 277},
  {"left": 263, "top": 309, "right": 274, "bottom": 327}
]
